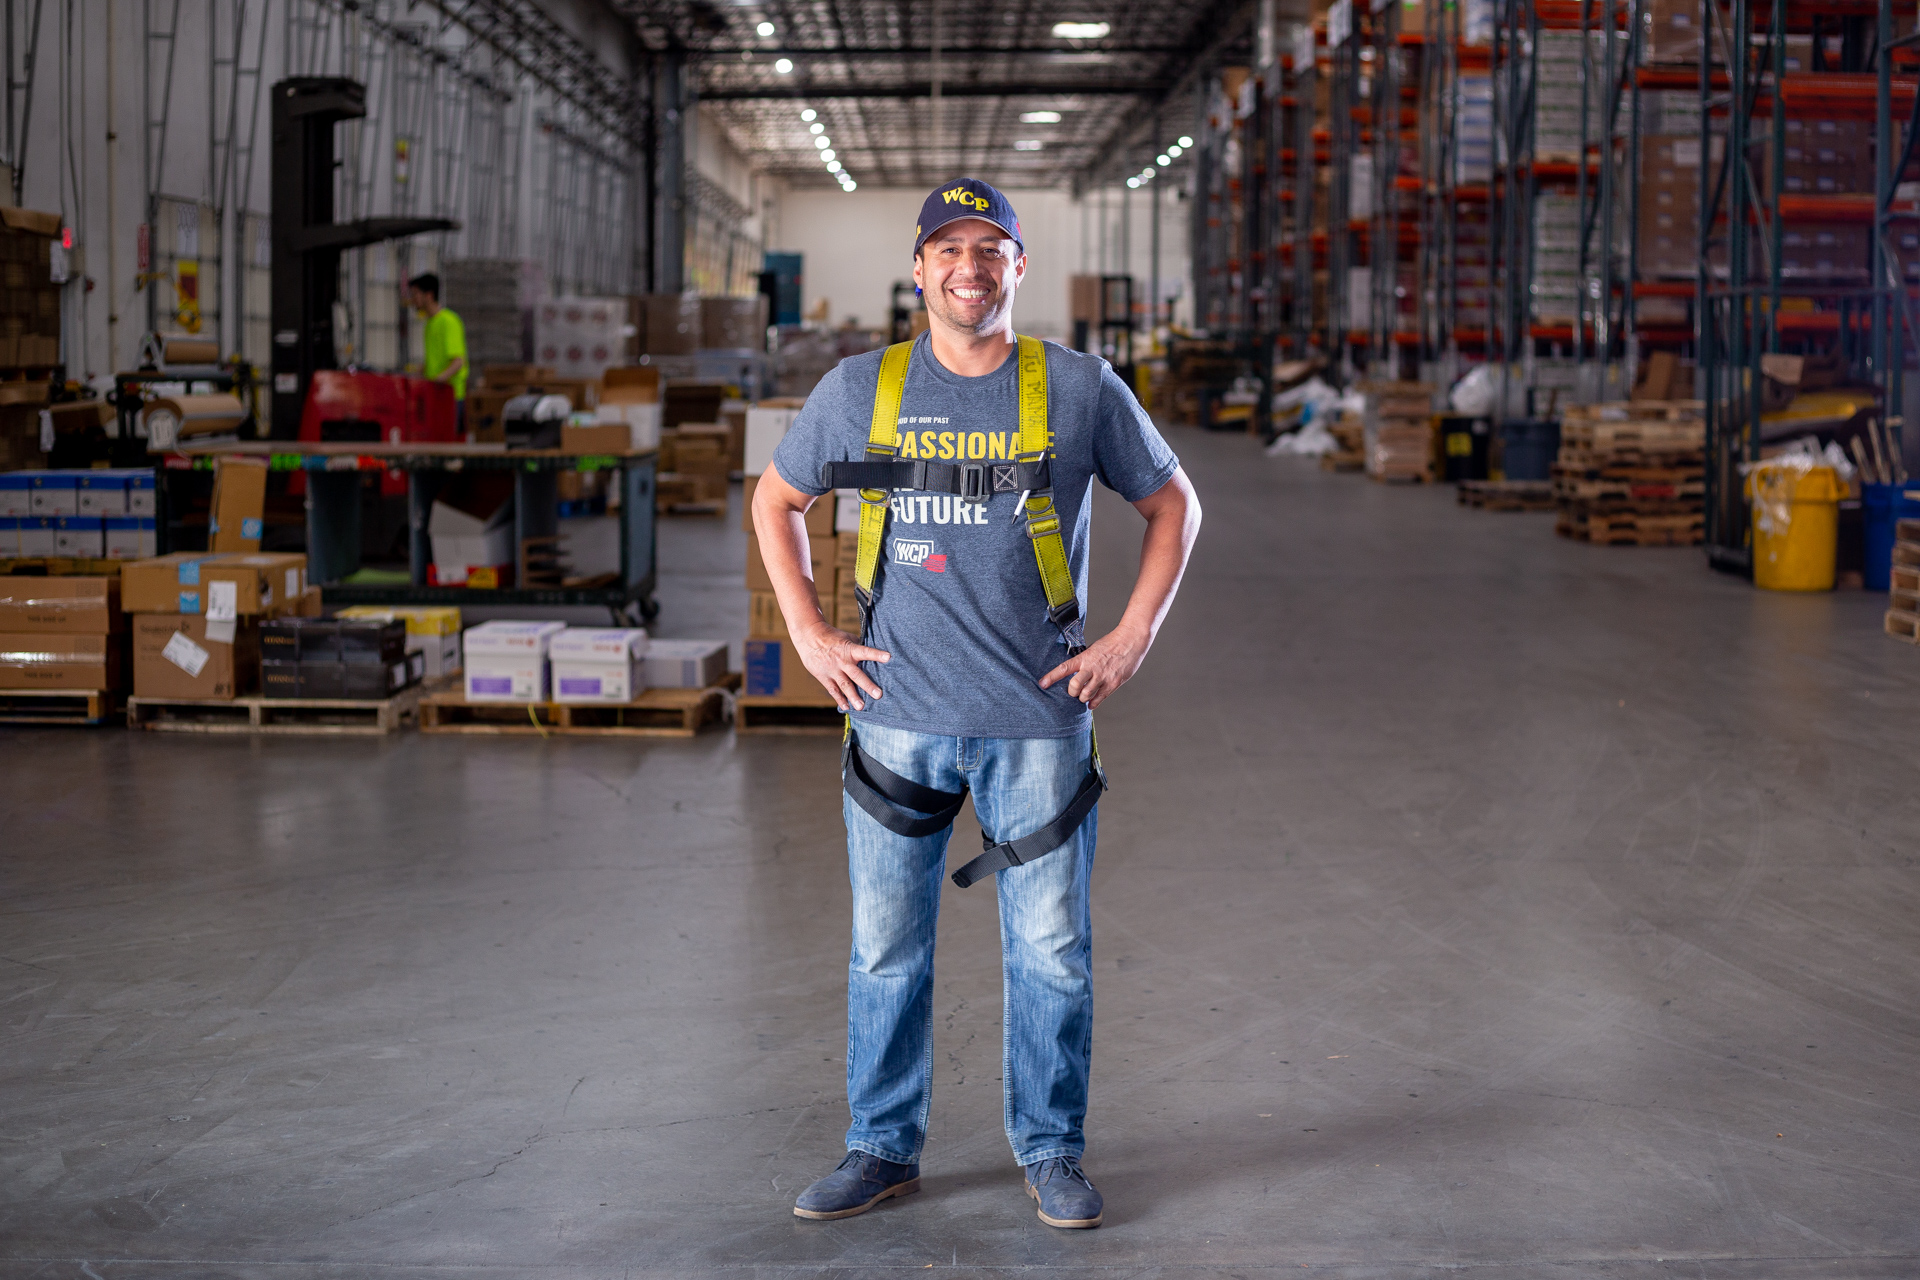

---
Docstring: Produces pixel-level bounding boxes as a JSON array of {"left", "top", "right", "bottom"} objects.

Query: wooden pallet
[
  {"left": 1894, "top": 536, "right": 1920, "bottom": 568},
  {"left": 1557, "top": 515, "right": 1704, "bottom": 546},
  {"left": 659, "top": 500, "right": 727, "bottom": 517},
  {"left": 418, "top": 672, "right": 739, "bottom": 737},
  {"left": 128, "top": 684, "right": 423, "bottom": 734},
  {"left": 1892, "top": 565, "right": 1920, "bottom": 594},
  {"left": 0, "top": 688, "right": 117, "bottom": 725},
  {"left": 735, "top": 696, "right": 843, "bottom": 735},
  {"left": 1319, "top": 451, "right": 1365, "bottom": 473},
  {"left": 1886, "top": 609, "right": 1920, "bottom": 644},
  {"left": 1457, "top": 480, "right": 1556, "bottom": 511}
]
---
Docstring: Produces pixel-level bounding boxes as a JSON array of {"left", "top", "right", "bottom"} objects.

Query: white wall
[{"left": 772, "top": 184, "right": 1190, "bottom": 343}]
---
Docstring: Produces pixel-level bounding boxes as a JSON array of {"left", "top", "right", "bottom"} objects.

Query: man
[
  {"left": 751, "top": 178, "right": 1200, "bottom": 1229},
  {"left": 406, "top": 273, "right": 468, "bottom": 433}
]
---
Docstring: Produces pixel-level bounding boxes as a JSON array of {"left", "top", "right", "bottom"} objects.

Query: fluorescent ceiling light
[
  {"left": 1167, "top": 144, "right": 1182, "bottom": 157},
  {"left": 814, "top": 135, "right": 830, "bottom": 149},
  {"left": 756, "top": 20, "right": 775, "bottom": 35},
  {"left": 1021, "top": 110, "right": 1063, "bottom": 123},
  {"left": 844, "top": 181, "right": 858, "bottom": 191},
  {"left": 1156, "top": 153, "right": 1170, "bottom": 165},
  {"left": 801, "top": 108, "right": 817, "bottom": 121},
  {"left": 1126, "top": 177, "right": 1140, "bottom": 188},
  {"left": 1051, "top": 21, "right": 1111, "bottom": 38},
  {"left": 810, "top": 122, "right": 824, "bottom": 134},
  {"left": 1013, "top": 139, "right": 1043, "bottom": 151},
  {"left": 826, "top": 159, "right": 842, "bottom": 171},
  {"left": 774, "top": 57, "right": 793, "bottom": 73},
  {"left": 1177, "top": 134, "right": 1192, "bottom": 147},
  {"left": 821, "top": 149, "right": 836, "bottom": 161}
]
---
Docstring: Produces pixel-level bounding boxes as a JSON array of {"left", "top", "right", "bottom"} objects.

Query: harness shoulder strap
[
  {"left": 1015, "top": 335, "right": 1084, "bottom": 654},
  {"left": 853, "top": 342, "right": 915, "bottom": 608}
]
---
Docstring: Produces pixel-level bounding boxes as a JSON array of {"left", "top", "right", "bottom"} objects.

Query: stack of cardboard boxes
[
  {"left": 0, "top": 468, "right": 157, "bottom": 558},
  {"left": 123, "top": 552, "right": 319, "bottom": 700},
  {"left": 0, "top": 575, "right": 122, "bottom": 698},
  {"left": 466, "top": 365, "right": 599, "bottom": 443},
  {"left": 1363, "top": 383, "right": 1438, "bottom": 483},
  {"left": 740, "top": 399, "right": 851, "bottom": 707}
]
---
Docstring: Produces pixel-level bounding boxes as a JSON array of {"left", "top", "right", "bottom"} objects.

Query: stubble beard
[{"left": 926, "top": 277, "right": 1011, "bottom": 337}]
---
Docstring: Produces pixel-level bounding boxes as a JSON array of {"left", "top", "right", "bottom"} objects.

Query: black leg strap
[
  {"left": 842, "top": 731, "right": 968, "bottom": 839},
  {"left": 949, "top": 756, "right": 1107, "bottom": 889}
]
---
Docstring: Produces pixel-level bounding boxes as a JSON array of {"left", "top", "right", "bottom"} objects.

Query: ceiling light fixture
[
  {"left": 801, "top": 108, "right": 817, "bottom": 121},
  {"left": 1013, "top": 139, "right": 1043, "bottom": 151},
  {"left": 1167, "top": 144, "right": 1182, "bottom": 157},
  {"left": 814, "top": 136, "right": 830, "bottom": 149},
  {"left": 1156, "top": 154, "right": 1170, "bottom": 166},
  {"left": 1126, "top": 177, "right": 1140, "bottom": 188},
  {"left": 810, "top": 122, "right": 824, "bottom": 134},
  {"left": 774, "top": 57, "right": 793, "bottom": 73},
  {"left": 1051, "top": 21, "right": 1111, "bottom": 38},
  {"left": 1020, "top": 110, "right": 1063, "bottom": 123},
  {"left": 827, "top": 159, "right": 842, "bottom": 172},
  {"left": 844, "top": 181, "right": 858, "bottom": 191},
  {"left": 821, "top": 149, "right": 835, "bottom": 161},
  {"left": 757, "top": 20, "right": 775, "bottom": 36},
  {"left": 1177, "top": 135, "right": 1192, "bottom": 148}
]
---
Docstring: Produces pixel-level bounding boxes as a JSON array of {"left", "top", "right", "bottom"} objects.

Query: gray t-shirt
[{"left": 771, "top": 332, "right": 1178, "bottom": 739}]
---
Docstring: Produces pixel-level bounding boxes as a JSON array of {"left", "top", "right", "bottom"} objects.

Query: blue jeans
[{"left": 842, "top": 720, "right": 1098, "bottom": 1169}]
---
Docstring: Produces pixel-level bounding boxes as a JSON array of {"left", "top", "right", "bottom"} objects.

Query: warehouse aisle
[{"left": 4, "top": 427, "right": 1918, "bottom": 1278}]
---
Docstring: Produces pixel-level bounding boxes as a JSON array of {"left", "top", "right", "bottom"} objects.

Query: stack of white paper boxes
[
  {"left": 463, "top": 620, "right": 728, "bottom": 704},
  {"left": 0, "top": 469, "right": 157, "bottom": 558}
]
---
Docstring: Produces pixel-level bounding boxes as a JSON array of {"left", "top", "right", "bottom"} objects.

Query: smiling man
[{"left": 751, "top": 177, "right": 1200, "bottom": 1229}]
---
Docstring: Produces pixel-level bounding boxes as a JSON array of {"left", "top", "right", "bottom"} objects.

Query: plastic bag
[{"left": 1449, "top": 365, "right": 1497, "bottom": 417}]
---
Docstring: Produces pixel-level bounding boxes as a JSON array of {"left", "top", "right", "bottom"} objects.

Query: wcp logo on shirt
[{"left": 892, "top": 539, "right": 947, "bottom": 573}]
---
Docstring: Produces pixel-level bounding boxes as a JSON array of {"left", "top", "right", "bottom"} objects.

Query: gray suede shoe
[
  {"left": 1025, "top": 1155, "right": 1103, "bottom": 1228},
  {"left": 793, "top": 1151, "right": 921, "bottom": 1220}
]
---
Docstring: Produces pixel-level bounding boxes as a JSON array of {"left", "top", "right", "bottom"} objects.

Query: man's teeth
[{"left": 952, "top": 287, "right": 989, "bottom": 300}]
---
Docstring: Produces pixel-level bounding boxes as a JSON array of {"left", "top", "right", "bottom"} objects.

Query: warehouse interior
[{"left": 3, "top": 0, "right": 1918, "bottom": 1273}]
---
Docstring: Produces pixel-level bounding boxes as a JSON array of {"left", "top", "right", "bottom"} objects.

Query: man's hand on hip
[
  {"left": 1038, "top": 624, "right": 1147, "bottom": 710},
  {"left": 797, "top": 623, "right": 892, "bottom": 713}
]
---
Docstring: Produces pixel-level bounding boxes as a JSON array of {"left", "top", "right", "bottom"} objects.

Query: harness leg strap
[
  {"left": 949, "top": 757, "right": 1107, "bottom": 889},
  {"left": 842, "top": 730, "right": 968, "bottom": 839}
]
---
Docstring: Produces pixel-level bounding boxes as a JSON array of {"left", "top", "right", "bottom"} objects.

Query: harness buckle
[{"left": 959, "top": 463, "right": 989, "bottom": 504}]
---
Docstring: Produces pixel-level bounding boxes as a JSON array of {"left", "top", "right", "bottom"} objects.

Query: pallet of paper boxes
[{"left": 0, "top": 573, "right": 124, "bottom": 723}]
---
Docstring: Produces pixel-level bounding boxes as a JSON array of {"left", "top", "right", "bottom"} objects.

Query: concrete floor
[{"left": 4, "top": 428, "right": 1918, "bottom": 1279}]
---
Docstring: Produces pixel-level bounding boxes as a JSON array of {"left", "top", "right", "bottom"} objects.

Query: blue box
[
  {"left": 0, "top": 472, "right": 31, "bottom": 516},
  {"left": 54, "top": 514, "right": 105, "bottom": 557},
  {"left": 29, "top": 471, "right": 78, "bottom": 515},
  {"left": 104, "top": 515, "right": 157, "bottom": 559}
]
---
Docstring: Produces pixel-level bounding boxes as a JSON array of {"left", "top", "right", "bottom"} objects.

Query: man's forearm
[
  {"left": 750, "top": 486, "right": 830, "bottom": 637},
  {"left": 1116, "top": 480, "right": 1200, "bottom": 648}
]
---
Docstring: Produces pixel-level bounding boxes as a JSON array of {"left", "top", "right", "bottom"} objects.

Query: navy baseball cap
[{"left": 914, "top": 178, "right": 1024, "bottom": 255}]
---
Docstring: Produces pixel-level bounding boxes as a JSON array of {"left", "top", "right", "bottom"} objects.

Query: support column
[{"left": 654, "top": 53, "right": 687, "bottom": 294}]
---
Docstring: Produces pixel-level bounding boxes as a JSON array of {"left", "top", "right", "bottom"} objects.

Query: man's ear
[
  {"left": 1012, "top": 252, "right": 1028, "bottom": 284},
  {"left": 911, "top": 253, "right": 925, "bottom": 294}
]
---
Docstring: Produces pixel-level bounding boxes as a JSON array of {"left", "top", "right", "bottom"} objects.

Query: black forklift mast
[{"left": 268, "top": 77, "right": 456, "bottom": 440}]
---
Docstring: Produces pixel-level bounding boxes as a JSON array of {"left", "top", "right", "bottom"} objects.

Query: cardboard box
[
  {"left": 54, "top": 515, "right": 103, "bottom": 557},
  {"left": 743, "top": 637, "right": 833, "bottom": 703},
  {"left": 15, "top": 515, "right": 54, "bottom": 555},
  {"left": 101, "top": 515, "right": 156, "bottom": 560},
  {"left": 0, "top": 633, "right": 116, "bottom": 690},
  {"left": 741, "top": 474, "right": 838, "bottom": 535},
  {"left": 209, "top": 457, "right": 269, "bottom": 552},
  {"left": 598, "top": 367, "right": 664, "bottom": 452},
  {"left": 483, "top": 364, "right": 557, "bottom": 390},
  {"left": 1780, "top": 223, "right": 1870, "bottom": 281},
  {"left": 749, "top": 590, "right": 792, "bottom": 639},
  {"left": 429, "top": 495, "right": 514, "bottom": 586},
  {"left": 549, "top": 627, "right": 650, "bottom": 702},
  {"left": 132, "top": 612, "right": 260, "bottom": 700},
  {"left": 0, "top": 575, "right": 119, "bottom": 633},
  {"left": 121, "top": 552, "right": 308, "bottom": 615},
  {"left": 462, "top": 619, "right": 564, "bottom": 702},
  {"left": 643, "top": 294, "right": 702, "bottom": 356},
  {"left": 28, "top": 471, "right": 76, "bottom": 514},
  {"left": 560, "top": 422, "right": 632, "bottom": 454},
  {"left": 642, "top": 639, "right": 729, "bottom": 689},
  {"left": 700, "top": 295, "right": 768, "bottom": 350},
  {"left": 75, "top": 470, "right": 129, "bottom": 515},
  {"left": 747, "top": 533, "right": 834, "bottom": 593}
]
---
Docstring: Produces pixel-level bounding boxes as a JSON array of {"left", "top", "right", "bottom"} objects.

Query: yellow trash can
[{"left": 1746, "top": 461, "right": 1848, "bottom": 591}]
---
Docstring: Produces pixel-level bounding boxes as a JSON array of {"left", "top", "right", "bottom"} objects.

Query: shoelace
[{"left": 1030, "top": 1156, "right": 1094, "bottom": 1189}]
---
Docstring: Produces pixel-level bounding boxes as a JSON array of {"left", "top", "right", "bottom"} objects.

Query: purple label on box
[
  {"left": 558, "top": 676, "right": 603, "bottom": 696},
  {"left": 470, "top": 676, "right": 513, "bottom": 695}
]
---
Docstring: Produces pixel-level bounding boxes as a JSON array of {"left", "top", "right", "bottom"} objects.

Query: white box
[
  {"left": 127, "top": 472, "right": 156, "bottom": 516},
  {"left": 429, "top": 498, "right": 515, "bottom": 585},
  {"left": 17, "top": 516, "right": 55, "bottom": 555},
  {"left": 464, "top": 654, "right": 547, "bottom": 702},
  {"left": 54, "top": 516, "right": 103, "bottom": 557},
  {"left": 0, "top": 517, "right": 17, "bottom": 554},
  {"left": 549, "top": 627, "right": 650, "bottom": 703},
  {"left": 29, "top": 474, "right": 77, "bottom": 515},
  {"left": 75, "top": 473, "right": 129, "bottom": 515},
  {"left": 414, "top": 632, "right": 462, "bottom": 678},
  {"left": 103, "top": 516, "right": 157, "bottom": 560},
  {"left": 642, "top": 638, "right": 729, "bottom": 689},
  {"left": 0, "top": 474, "right": 31, "bottom": 516},
  {"left": 745, "top": 405, "right": 800, "bottom": 476},
  {"left": 464, "top": 619, "right": 566, "bottom": 658}
]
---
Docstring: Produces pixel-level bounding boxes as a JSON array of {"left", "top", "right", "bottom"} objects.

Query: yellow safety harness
[
  {"left": 823, "top": 334, "right": 1085, "bottom": 654},
  {"left": 823, "top": 334, "right": 1106, "bottom": 889}
]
